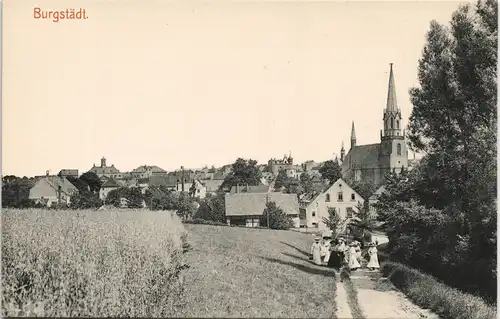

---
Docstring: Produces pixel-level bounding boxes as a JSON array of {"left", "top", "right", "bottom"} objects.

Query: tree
[
  {"left": 66, "top": 176, "right": 90, "bottom": 194},
  {"left": 377, "top": 0, "right": 498, "bottom": 302},
  {"left": 189, "top": 181, "right": 197, "bottom": 198},
  {"left": 128, "top": 187, "right": 144, "bottom": 208},
  {"left": 221, "top": 158, "right": 262, "bottom": 191},
  {"left": 70, "top": 191, "right": 102, "bottom": 209},
  {"left": 79, "top": 172, "right": 102, "bottom": 193},
  {"left": 1, "top": 176, "right": 36, "bottom": 208},
  {"left": 105, "top": 187, "right": 129, "bottom": 207},
  {"left": 321, "top": 207, "right": 349, "bottom": 240},
  {"left": 176, "top": 192, "right": 197, "bottom": 220},
  {"left": 319, "top": 159, "right": 342, "bottom": 185},
  {"left": 195, "top": 192, "right": 226, "bottom": 223},
  {"left": 349, "top": 202, "right": 378, "bottom": 242},
  {"left": 299, "top": 173, "right": 314, "bottom": 194},
  {"left": 274, "top": 169, "right": 288, "bottom": 191},
  {"left": 260, "top": 201, "right": 294, "bottom": 230}
]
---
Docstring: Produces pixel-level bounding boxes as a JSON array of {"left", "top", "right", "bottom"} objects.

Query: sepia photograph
[{"left": 1, "top": 0, "right": 497, "bottom": 318}]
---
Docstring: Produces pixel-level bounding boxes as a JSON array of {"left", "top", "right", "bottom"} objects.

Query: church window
[
  {"left": 391, "top": 118, "right": 394, "bottom": 129},
  {"left": 397, "top": 120, "right": 400, "bottom": 129},
  {"left": 337, "top": 192, "right": 343, "bottom": 202},
  {"left": 384, "top": 121, "right": 387, "bottom": 130},
  {"left": 325, "top": 194, "right": 331, "bottom": 202},
  {"left": 397, "top": 143, "right": 402, "bottom": 155}
]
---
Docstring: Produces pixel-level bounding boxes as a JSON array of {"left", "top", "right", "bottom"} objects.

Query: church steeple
[
  {"left": 340, "top": 142, "right": 345, "bottom": 162},
  {"left": 383, "top": 63, "right": 403, "bottom": 137},
  {"left": 350, "top": 121, "right": 356, "bottom": 149}
]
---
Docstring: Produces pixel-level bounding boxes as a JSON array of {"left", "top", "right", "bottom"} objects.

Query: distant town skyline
[{"left": 3, "top": 1, "right": 468, "bottom": 177}]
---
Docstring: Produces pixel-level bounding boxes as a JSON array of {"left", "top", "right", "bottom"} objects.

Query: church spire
[
  {"left": 350, "top": 121, "right": 356, "bottom": 149},
  {"left": 340, "top": 141, "right": 345, "bottom": 162},
  {"left": 386, "top": 63, "right": 398, "bottom": 112}
]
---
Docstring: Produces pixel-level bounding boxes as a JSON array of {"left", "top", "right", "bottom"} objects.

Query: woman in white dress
[
  {"left": 310, "top": 237, "right": 322, "bottom": 266},
  {"left": 367, "top": 242, "right": 380, "bottom": 270},
  {"left": 322, "top": 237, "right": 332, "bottom": 265},
  {"left": 348, "top": 242, "right": 361, "bottom": 271}
]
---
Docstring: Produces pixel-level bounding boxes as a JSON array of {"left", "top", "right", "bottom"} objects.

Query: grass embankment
[
  {"left": 339, "top": 268, "right": 365, "bottom": 319},
  {"left": 2, "top": 208, "right": 188, "bottom": 317},
  {"left": 179, "top": 224, "right": 338, "bottom": 318},
  {"left": 381, "top": 261, "right": 497, "bottom": 319}
]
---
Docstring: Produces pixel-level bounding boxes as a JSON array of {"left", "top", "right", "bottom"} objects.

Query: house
[
  {"left": 368, "top": 185, "right": 387, "bottom": 216},
  {"left": 268, "top": 152, "right": 295, "bottom": 176},
  {"left": 130, "top": 165, "right": 168, "bottom": 179},
  {"left": 299, "top": 178, "right": 365, "bottom": 230},
  {"left": 339, "top": 64, "right": 409, "bottom": 186},
  {"left": 99, "top": 177, "right": 121, "bottom": 201},
  {"left": 29, "top": 174, "right": 79, "bottom": 207},
  {"left": 229, "top": 184, "right": 270, "bottom": 194},
  {"left": 57, "top": 169, "right": 79, "bottom": 178},
  {"left": 88, "top": 157, "right": 124, "bottom": 179},
  {"left": 201, "top": 179, "right": 224, "bottom": 194},
  {"left": 302, "top": 160, "right": 321, "bottom": 172},
  {"left": 225, "top": 192, "right": 300, "bottom": 228}
]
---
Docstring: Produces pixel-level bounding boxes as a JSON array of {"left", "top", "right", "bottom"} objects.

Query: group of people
[{"left": 309, "top": 232, "right": 380, "bottom": 271}]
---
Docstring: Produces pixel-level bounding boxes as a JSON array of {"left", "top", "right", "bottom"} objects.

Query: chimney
[{"left": 101, "top": 157, "right": 106, "bottom": 167}]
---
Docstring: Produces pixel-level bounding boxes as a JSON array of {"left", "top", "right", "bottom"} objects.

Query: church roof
[{"left": 342, "top": 143, "right": 381, "bottom": 169}]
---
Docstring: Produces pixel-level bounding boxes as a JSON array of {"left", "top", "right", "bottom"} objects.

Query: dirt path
[{"left": 348, "top": 269, "right": 440, "bottom": 319}]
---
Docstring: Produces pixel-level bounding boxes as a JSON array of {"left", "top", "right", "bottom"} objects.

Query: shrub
[
  {"left": 260, "top": 201, "right": 294, "bottom": 230},
  {"left": 2, "top": 208, "right": 188, "bottom": 317},
  {"left": 381, "top": 262, "right": 497, "bottom": 319}
]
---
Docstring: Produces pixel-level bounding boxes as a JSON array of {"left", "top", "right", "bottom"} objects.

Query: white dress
[
  {"left": 348, "top": 246, "right": 361, "bottom": 269},
  {"left": 322, "top": 242, "right": 332, "bottom": 263},
  {"left": 367, "top": 247, "right": 380, "bottom": 269},
  {"left": 311, "top": 242, "right": 322, "bottom": 265}
]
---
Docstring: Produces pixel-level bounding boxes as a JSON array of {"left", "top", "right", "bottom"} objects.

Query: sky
[{"left": 3, "top": 0, "right": 471, "bottom": 177}]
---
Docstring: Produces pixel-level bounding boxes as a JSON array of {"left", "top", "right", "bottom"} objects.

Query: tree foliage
[
  {"left": 194, "top": 192, "right": 226, "bottom": 223},
  {"left": 319, "top": 159, "right": 342, "bottom": 185},
  {"left": 321, "top": 207, "right": 349, "bottom": 240},
  {"left": 1, "top": 176, "right": 37, "bottom": 208},
  {"left": 70, "top": 191, "right": 102, "bottom": 209},
  {"left": 260, "top": 201, "right": 294, "bottom": 230},
  {"left": 79, "top": 172, "right": 102, "bottom": 193},
  {"left": 377, "top": 0, "right": 497, "bottom": 302},
  {"left": 221, "top": 158, "right": 262, "bottom": 191}
]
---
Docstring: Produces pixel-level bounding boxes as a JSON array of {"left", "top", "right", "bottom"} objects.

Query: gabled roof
[
  {"left": 131, "top": 165, "right": 167, "bottom": 173},
  {"left": 202, "top": 179, "right": 224, "bottom": 192},
  {"left": 32, "top": 175, "right": 79, "bottom": 197},
  {"left": 341, "top": 143, "right": 381, "bottom": 170},
  {"left": 101, "top": 178, "right": 120, "bottom": 188},
  {"left": 225, "top": 192, "right": 299, "bottom": 216},
  {"left": 89, "top": 165, "right": 121, "bottom": 174},
  {"left": 229, "top": 184, "right": 270, "bottom": 194},
  {"left": 325, "top": 178, "right": 365, "bottom": 201}
]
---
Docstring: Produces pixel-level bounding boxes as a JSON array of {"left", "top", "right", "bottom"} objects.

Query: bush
[
  {"left": 381, "top": 262, "right": 496, "bottom": 319},
  {"left": 2, "top": 208, "right": 188, "bottom": 317},
  {"left": 260, "top": 201, "right": 294, "bottom": 230}
]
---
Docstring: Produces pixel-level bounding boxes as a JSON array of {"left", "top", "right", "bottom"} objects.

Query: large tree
[
  {"left": 319, "top": 159, "right": 342, "bottom": 185},
  {"left": 378, "top": 0, "right": 497, "bottom": 302},
  {"left": 221, "top": 158, "right": 262, "bottom": 191},
  {"left": 80, "top": 172, "right": 103, "bottom": 193}
]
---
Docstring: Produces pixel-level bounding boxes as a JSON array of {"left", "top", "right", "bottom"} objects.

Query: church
[{"left": 339, "top": 63, "right": 408, "bottom": 186}]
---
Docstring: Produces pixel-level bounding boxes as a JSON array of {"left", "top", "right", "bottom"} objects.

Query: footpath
[{"left": 335, "top": 262, "right": 440, "bottom": 319}]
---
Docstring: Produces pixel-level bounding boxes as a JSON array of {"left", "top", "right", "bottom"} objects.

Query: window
[
  {"left": 312, "top": 211, "right": 316, "bottom": 217},
  {"left": 397, "top": 143, "right": 402, "bottom": 155},
  {"left": 312, "top": 222, "right": 318, "bottom": 228},
  {"left": 397, "top": 120, "right": 400, "bottom": 129},
  {"left": 337, "top": 192, "right": 343, "bottom": 202},
  {"left": 325, "top": 194, "right": 331, "bottom": 202},
  {"left": 351, "top": 193, "right": 355, "bottom": 201},
  {"left": 346, "top": 207, "right": 354, "bottom": 218},
  {"left": 197, "top": 189, "right": 200, "bottom": 193},
  {"left": 391, "top": 118, "right": 394, "bottom": 129}
]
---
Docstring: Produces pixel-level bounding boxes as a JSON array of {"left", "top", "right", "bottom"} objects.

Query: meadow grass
[
  {"left": 381, "top": 261, "right": 497, "bottom": 319},
  {"left": 179, "top": 224, "right": 338, "bottom": 318},
  {"left": 2, "top": 208, "right": 188, "bottom": 317}
]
